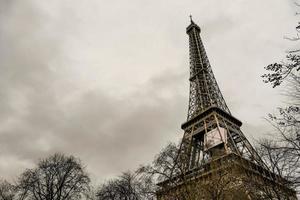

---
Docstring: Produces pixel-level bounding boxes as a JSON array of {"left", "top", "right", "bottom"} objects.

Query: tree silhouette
[{"left": 17, "top": 153, "right": 90, "bottom": 200}]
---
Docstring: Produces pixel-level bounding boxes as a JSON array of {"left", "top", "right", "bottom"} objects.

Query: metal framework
[
  {"left": 181, "top": 19, "right": 266, "bottom": 170},
  {"left": 157, "top": 18, "right": 296, "bottom": 199},
  {"left": 186, "top": 20, "right": 230, "bottom": 120}
]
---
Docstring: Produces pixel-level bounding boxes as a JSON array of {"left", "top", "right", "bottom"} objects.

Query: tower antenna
[{"left": 189, "top": 14, "right": 193, "bottom": 22}]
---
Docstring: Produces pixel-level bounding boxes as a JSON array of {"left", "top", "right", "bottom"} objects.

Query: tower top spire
[
  {"left": 189, "top": 14, "right": 193, "bottom": 23},
  {"left": 186, "top": 17, "right": 200, "bottom": 33}
]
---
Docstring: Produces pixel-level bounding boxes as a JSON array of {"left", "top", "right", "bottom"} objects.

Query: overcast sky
[{"left": 0, "top": 0, "right": 297, "bottom": 184}]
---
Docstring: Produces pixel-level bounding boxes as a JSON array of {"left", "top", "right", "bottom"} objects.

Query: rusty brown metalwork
[
  {"left": 157, "top": 19, "right": 297, "bottom": 200},
  {"left": 182, "top": 19, "right": 265, "bottom": 171}
]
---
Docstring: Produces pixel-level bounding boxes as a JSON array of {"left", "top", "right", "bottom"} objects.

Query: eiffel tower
[{"left": 157, "top": 18, "right": 296, "bottom": 200}]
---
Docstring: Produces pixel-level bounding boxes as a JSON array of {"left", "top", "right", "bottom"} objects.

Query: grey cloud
[{"left": 0, "top": 70, "right": 186, "bottom": 181}]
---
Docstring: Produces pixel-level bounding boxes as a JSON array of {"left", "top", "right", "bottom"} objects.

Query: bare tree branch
[{"left": 17, "top": 153, "right": 91, "bottom": 200}]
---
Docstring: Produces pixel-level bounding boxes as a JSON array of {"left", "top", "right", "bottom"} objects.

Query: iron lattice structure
[
  {"left": 181, "top": 19, "right": 266, "bottom": 169},
  {"left": 187, "top": 20, "right": 230, "bottom": 120},
  {"left": 157, "top": 19, "right": 296, "bottom": 200}
]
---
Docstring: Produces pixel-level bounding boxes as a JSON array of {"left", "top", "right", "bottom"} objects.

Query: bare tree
[
  {"left": 254, "top": 139, "right": 298, "bottom": 200},
  {"left": 17, "top": 153, "right": 90, "bottom": 200},
  {"left": 137, "top": 143, "right": 184, "bottom": 199},
  {"left": 260, "top": 6, "right": 300, "bottom": 195},
  {"left": 96, "top": 171, "right": 153, "bottom": 200},
  {"left": 95, "top": 143, "right": 180, "bottom": 200},
  {"left": 262, "top": 54, "right": 300, "bottom": 88},
  {"left": 0, "top": 180, "right": 16, "bottom": 200}
]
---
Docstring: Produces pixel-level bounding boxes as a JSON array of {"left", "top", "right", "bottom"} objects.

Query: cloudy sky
[{"left": 0, "top": 0, "right": 297, "bottom": 184}]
